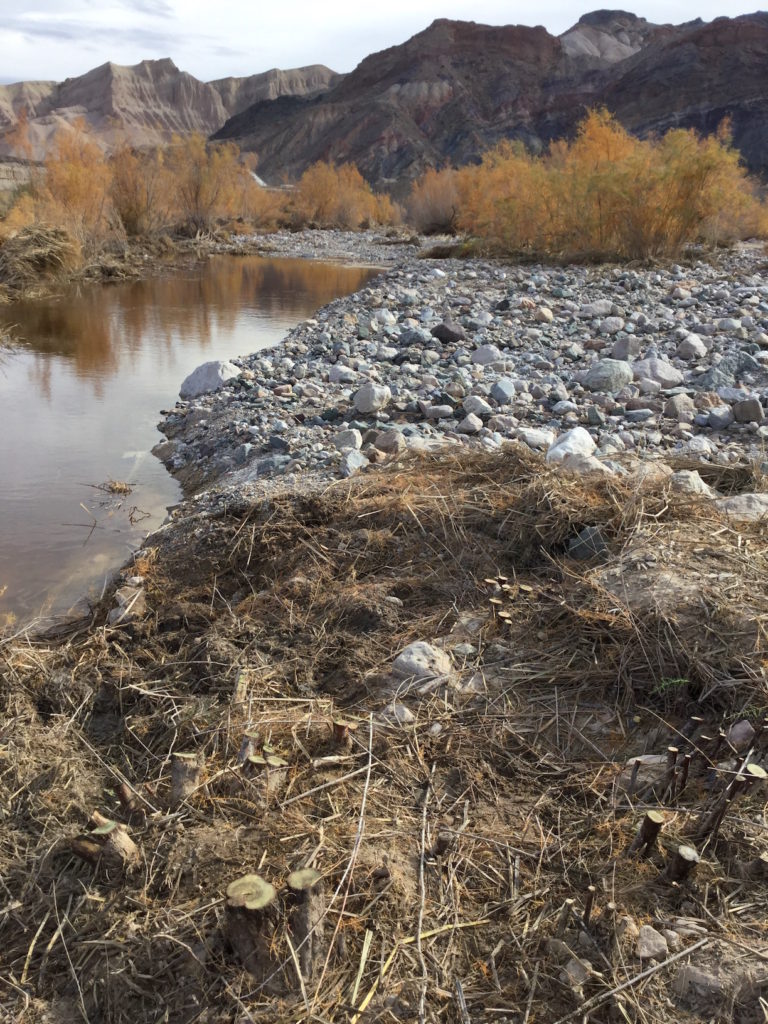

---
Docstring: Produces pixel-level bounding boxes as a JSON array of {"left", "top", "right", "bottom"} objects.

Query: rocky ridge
[
  {"left": 156, "top": 232, "right": 768, "bottom": 511},
  {"left": 214, "top": 11, "right": 768, "bottom": 183},
  {"left": 0, "top": 59, "right": 340, "bottom": 162}
]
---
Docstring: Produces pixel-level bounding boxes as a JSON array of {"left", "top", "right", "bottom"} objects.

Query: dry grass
[
  {"left": 0, "top": 226, "right": 81, "bottom": 293},
  {"left": 1, "top": 448, "right": 767, "bottom": 1023}
]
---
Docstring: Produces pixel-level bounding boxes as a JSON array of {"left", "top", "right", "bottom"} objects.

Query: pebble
[
  {"left": 636, "top": 925, "right": 669, "bottom": 960},
  {"left": 157, "top": 233, "right": 768, "bottom": 493}
]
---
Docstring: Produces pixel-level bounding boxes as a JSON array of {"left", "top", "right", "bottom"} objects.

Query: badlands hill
[
  {"left": 213, "top": 10, "right": 768, "bottom": 184},
  {"left": 0, "top": 58, "right": 340, "bottom": 160}
]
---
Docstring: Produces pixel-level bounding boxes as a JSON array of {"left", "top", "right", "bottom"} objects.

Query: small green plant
[{"left": 652, "top": 676, "right": 689, "bottom": 696}]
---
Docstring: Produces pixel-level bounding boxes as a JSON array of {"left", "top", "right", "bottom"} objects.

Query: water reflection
[{"left": 0, "top": 256, "right": 378, "bottom": 627}]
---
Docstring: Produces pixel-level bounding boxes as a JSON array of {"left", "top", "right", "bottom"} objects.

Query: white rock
[
  {"left": 546, "top": 427, "right": 596, "bottom": 464},
  {"left": 392, "top": 642, "right": 452, "bottom": 684},
  {"left": 179, "top": 360, "right": 240, "bottom": 399},
  {"left": 471, "top": 344, "right": 503, "bottom": 365},
  {"left": 632, "top": 356, "right": 684, "bottom": 388},
  {"left": 382, "top": 702, "right": 416, "bottom": 725},
  {"left": 457, "top": 413, "right": 483, "bottom": 433},
  {"left": 669, "top": 470, "right": 715, "bottom": 497},
  {"left": 715, "top": 493, "right": 768, "bottom": 521},
  {"left": 463, "top": 395, "right": 493, "bottom": 417},
  {"left": 517, "top": 427, "right": 556, "bottom": 450},
  {"left": 536, "top": 306, "right": 554, "bottom": 323},
  {"left": 354, "top": 381, "right": 391, "bottom": 414}
]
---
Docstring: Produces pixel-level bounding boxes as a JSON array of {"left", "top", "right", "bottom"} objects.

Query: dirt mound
[{"left": 1, "top": 449, "right": 767, "bottom": 1023}]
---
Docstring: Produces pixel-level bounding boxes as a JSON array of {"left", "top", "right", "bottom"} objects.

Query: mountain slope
[
  {"left": 213, "top": 10, "right": 768, "bottom": 183},
  {"left": 0, "top": 59, "right": 340, "bottom": 160}
]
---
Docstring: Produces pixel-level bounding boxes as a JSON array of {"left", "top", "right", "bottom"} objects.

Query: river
[{"left": 0, "top": 255, "right": 377, "bottom": 628}]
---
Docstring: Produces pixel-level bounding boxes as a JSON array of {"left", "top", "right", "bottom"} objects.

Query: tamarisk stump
[
  {"left": 287, "top": 868, "right": 325, "bottom": 980},
  {"left": 116, "top": 782, "right": 145, "bottom": 823},
  {"left": 170, "top": 751, "right": 205, "bottom": 808},
  {"left": 246, "top": 753, "right": 289, "bottom": 801},
  {"left": 71, "top": 811, "right": 140, "bottom": 874},
  {"left": 627, "top": 811, "right": 665, "bottom": 857},
  {"left": 225, "top": 874, "right": 280, "bottom": 986},
  {"left": 332, "top": 719, "right": 357, "bottom": 751},
  {"left": 664, "top": 845, "right": 700, "bottom": 883},
  {"left": 736, "top": 851, "right": 768, "bottom": 881}
]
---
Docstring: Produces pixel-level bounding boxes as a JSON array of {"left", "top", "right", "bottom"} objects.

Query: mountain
[
  {"left": 0, "top": 59, "right": 340, "bottom": 161},
  {"left": 212, "top": 11, "right": 768, "bottom": 184}
]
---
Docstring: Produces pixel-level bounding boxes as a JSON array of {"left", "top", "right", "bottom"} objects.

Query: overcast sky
[{"left": 0, "top": 1, "right": 764, "bottom": 83}]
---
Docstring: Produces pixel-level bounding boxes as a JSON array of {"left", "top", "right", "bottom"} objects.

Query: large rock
[
  {"left": 631, "top": 356, "right": 683, "bottom": 388},
  {"left": 546, "top": 427, "right": 596, "bottom": 464},
  {"left": 636, "top": 925, "right": 668, "bottom": 960},
  {"left": 353, "top": 381, "right": 391, "bottom": 414},
  {"left": 179, "top": 360, "right": 240, "bottom": 399},
  {"left": 715, "top": 493, "right": 768, "bottom": 521},
  {"left": 583, "top": 358, "right": 633, "bottom": 393}
]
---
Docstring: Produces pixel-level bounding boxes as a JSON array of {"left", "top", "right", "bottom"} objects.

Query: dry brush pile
[{"left": 1, "top": 448, "right": 767, "bottom": 1023}]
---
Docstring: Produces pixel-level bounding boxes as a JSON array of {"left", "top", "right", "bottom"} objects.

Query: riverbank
[{"left": 2, "top": 235, "right": 768, "bottom": 1024}]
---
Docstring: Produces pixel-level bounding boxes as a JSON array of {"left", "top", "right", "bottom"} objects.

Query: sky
[{"left": 0, "top": 1, "right": 765, "bottom": 84}]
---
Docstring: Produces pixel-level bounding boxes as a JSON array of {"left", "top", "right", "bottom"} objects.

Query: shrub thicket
[
  {"left": 410, "top": 110, "right": 767, "bottom": 259},
  {"left": 289, "top": 161, "right": 398, "bottom": 229}
]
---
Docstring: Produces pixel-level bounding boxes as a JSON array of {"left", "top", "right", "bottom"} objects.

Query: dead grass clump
[
  {"left": 0, "top": 225, "right": 81, "bottom": 291},
  {"left": 1, "top": 448, "right": 767, "bottom": 1023}
]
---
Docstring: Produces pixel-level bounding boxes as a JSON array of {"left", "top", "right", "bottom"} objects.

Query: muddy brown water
[{"left": 0, "top": 255, "right": 378, "bottom": 628}]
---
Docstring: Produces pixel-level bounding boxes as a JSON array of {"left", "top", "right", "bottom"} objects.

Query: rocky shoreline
[{"left": 154, "top": 231, "right": 768, "bottom": 511}]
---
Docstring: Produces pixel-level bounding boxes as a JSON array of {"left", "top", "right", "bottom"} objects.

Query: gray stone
[
  {"left": 353, "top": 381, "right": 391, "bottom": 414},
  {"left": 664, "top": 394, "right": 696, "bottom": 421},
  {"left": 580, "top": 299, "right": 613, "bottom": 317},
  {"left": 708, "top": 405, "right": 734, "bottom": 430},
  {"left": 669, "top": 470, "right": 715, "bottom": 497},
  {"left": 676, "top": 333, "right": 707, "bottom": 360},
  {"left": 600, "top": 316, "right": 625, "bottom": 335},
  {"left": 611, "top": 335, "right": 642, "bottom": 361},
  {"left": 733, "top": 397, "right": 763, "bottom": 423},
  {"left": 490, "top": 378, "right": 516, "bottom": 404},
  {"left": 431, "top": 320, "right": 466, "bottom": 343},
  {"left": 635, "top": 925, "right": 668, "bottom": 960},
  {"left": 632, "top": 356, "right": 683, "bottom": 388},
  {"left": 341, "top": 450, "right": 369, "bottom": 477},
  {"left": 567, "top": 525, "right": 608, "bottom": 560},
  {"left": 517, "top": 427, "right": 556, "bottom": 450},
  {"left": 179, "top": 359, "right": 240, "bottom": 399},
  {"left": 584, "top": 359, "right": 634, "bottom": 393},
  {"left": 334, "top": 428, "right": 363, "bottom": 451}
]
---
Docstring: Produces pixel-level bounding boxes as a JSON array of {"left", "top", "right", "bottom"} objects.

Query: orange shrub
[
  {"left": 41, "top": 120, "right": 112, "bottom": 246},
  {"left": 434, "top": 110, "right": 767, "bottom": 259},
  {"left": 110, "top": 144, "right": 168, "bottom": 236},
  {"left": 290, "top": 162, "right": 397, "bottom": 229},
  {"left": 164, "top": 134, "right": 251, "bottom": 234},
  {"left": 406, "top": 167, "right": 459, "bottom": 233}
]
